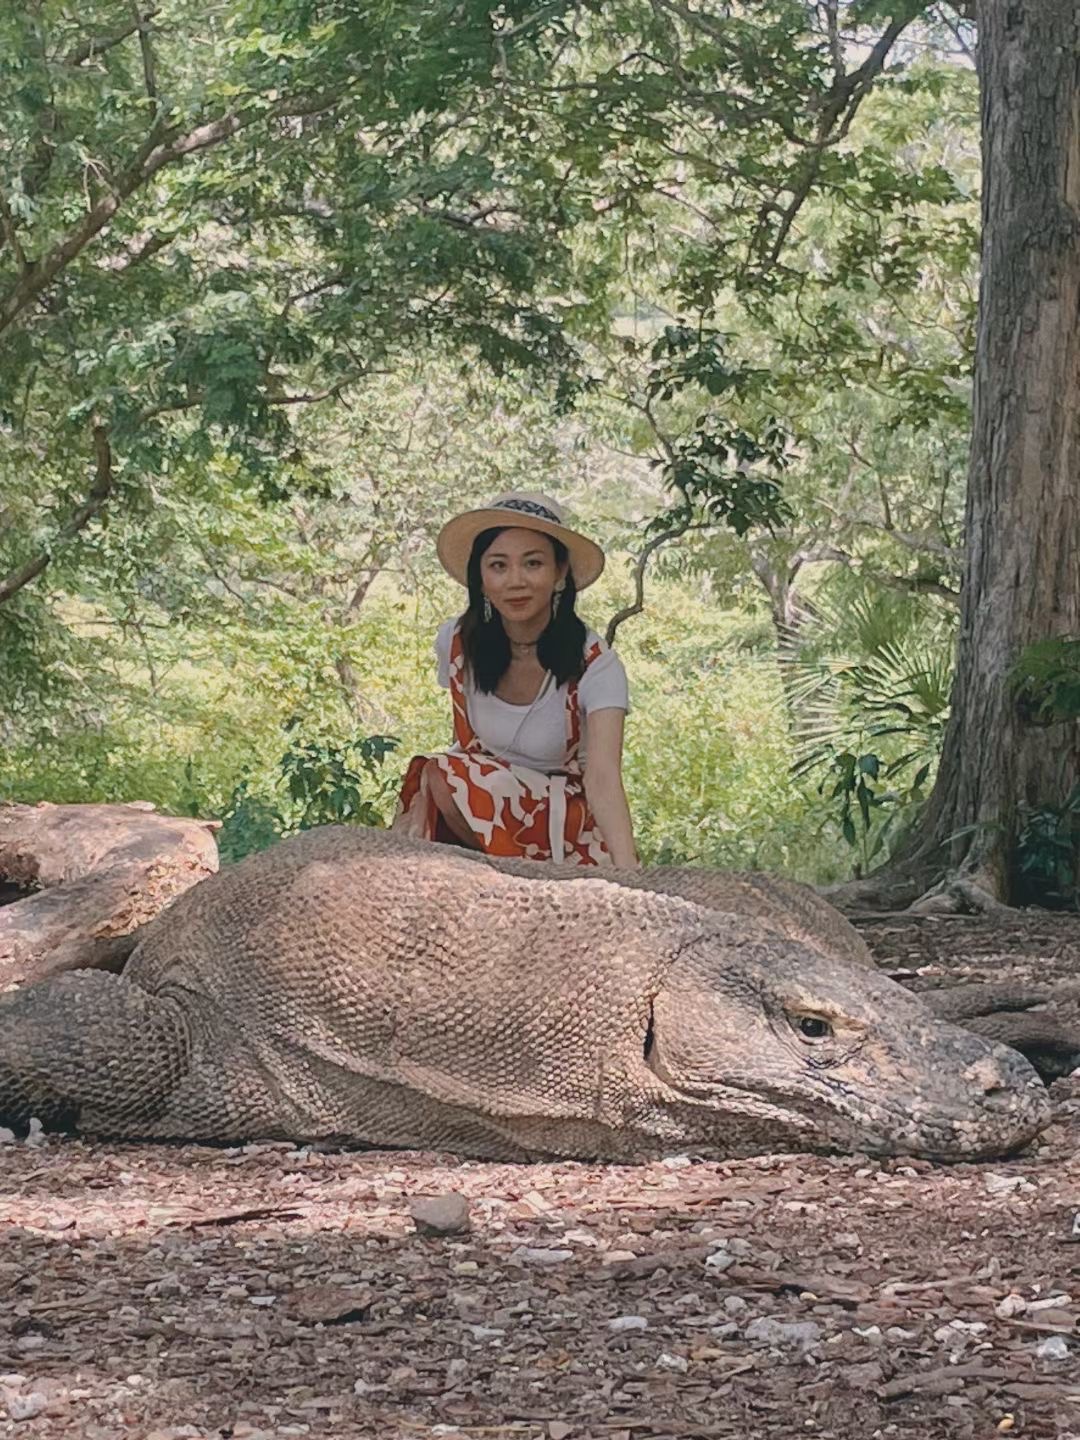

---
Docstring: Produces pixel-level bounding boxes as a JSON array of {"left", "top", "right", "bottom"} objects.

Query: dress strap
[
  {"left": 448, "top": 624, "right": 479, "bottom": 751},
  {"left": 563, "top": 637, "right": 606, "bottom": 774}
]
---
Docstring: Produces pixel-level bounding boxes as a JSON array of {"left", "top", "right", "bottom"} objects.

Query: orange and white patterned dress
[{"left": 393, "top": 624, "right": 613, "bottom": 865}]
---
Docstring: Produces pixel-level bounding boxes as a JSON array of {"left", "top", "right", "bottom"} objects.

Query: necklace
[{"left": 510, "top": 640, "right": 538, "bottom": 655}]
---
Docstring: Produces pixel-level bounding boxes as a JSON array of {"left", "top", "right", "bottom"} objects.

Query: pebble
[
  {"left": 409, "top": 1193, "right": 471, "bottom": 1237},
  {"left": 0, "top": 1128, "right": 15, "bottom": 1144},
  {"left": 608, "top": 1316, "right": 649, "bottom": 1333},
  {"left": 468, "top": 1325, "right": 506, "bottom": 1341},
  {"left": 745, "top": 1317, "right": 822, "bottom": 1352},
  {"left": 656, "top": 1352, "right": 689, "bottom": 1373},
  {"left": 704, "top": 1248, "right": 735, "bottom": 1273},
  {"left": 994, "top": 1294, "right": 1027, "bottom": 1319},
  {"left": 1036, "top": 1336, "right": 1070, "bottom": 1361},
  {"left": 510, "top": 1246, "right": 574, "bottom": 1266},
  {"left": 4, "top": 1391, "right": 47, "bottom": 1421},
  {"left": 985, "top": 1173, "right": 1035, "bottom": 1195}
]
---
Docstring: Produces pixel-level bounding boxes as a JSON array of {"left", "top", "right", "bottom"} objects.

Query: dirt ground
[{"left": 1, "top": 911, "right": 1079, "bottom": 1440}]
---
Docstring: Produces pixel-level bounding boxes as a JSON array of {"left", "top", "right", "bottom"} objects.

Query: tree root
[{"left": 821, "top": 862, "right": 1015, "bottom": 918}]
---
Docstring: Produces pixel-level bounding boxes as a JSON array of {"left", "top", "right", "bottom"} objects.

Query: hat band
[{"left": 490, "top": 497, "right": 561, "bottom": 524}]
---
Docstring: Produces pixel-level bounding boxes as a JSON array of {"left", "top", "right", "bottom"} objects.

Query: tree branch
[
  {"left": 0, "top": 424, "right": 114, "bottom": 606},
  {"left": 755, "top": 13, "right": 916, "bottom": 270},
  {"left": 605, "top": 519, "right": 710, "bottom": 644},
  {"left": 65, "top": 18, "right": 145, "bottom": 66},
  {"left": 0, "top": 188, "right": 29, "bottom": 271},
  {"left": 129, "top": 2, "right": 159, "bottom": 115},
  {"left": 0, "top": 91, "right": 342, "bottom": 338}
]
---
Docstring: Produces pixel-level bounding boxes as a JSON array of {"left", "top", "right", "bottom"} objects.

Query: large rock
[{"left": 0, "top": 802, "right": 218, "bottom": 986}]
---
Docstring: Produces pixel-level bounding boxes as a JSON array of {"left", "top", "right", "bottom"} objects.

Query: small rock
[
  {"left": 608, "top": 1316, "right": 649, "bottom": 1333},
  {"left": 1036, "top": 1335, "right": 1070, "bottom": 1361},
  {"left": 745, "top": 1317, "right": 822, "bottom": 1352},
  {"left": 656, "top": 1352, "right": 689, "bottom": 1373},
  {"left": 4, "top": 1391, "right": 47, "bottom": 1421},
  {"left": 934, "top": 1318, "right": 987, "bottom": 1354},
  {"left": 995, "top": 1294, "right": 1027, "bottom": 1319},
  {"left": 0, "top": 1129, "right": 15, "bottom": 1144},
  {"left": 452, "top": 1261, "right": 480, "bottom": 1276},
  {"left": 601, "top": 1250, "right": 636, "bottom": 1265},
  {"left": 661, "top": 1155, "right": 692, "bottom": 1168},
  {"left": 510, "top": 1246, "right": 573, "bottom": 1266},
  {"left": 704, "top": 1252, "right": 735, "bottom": 1274},
  {"left": 468, "top": 1325, "right": 505, "bottom": 1341},
  {"left": 409, "top": 1193, "right": 471, "bottom": 1236},
  {"left": 549, "top": 1424, "right": 574, "bottom": 1440},
  {"left": 24, "top": 1118, "right": 45, "bottom": 1148},
  {"left": 985, "top": 1173, "right": 1035, "bottom": 1195}
]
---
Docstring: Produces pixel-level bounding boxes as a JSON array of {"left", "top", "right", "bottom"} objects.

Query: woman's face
[{"left": 479, "top": 527, "right": 567, "bottom": 629}]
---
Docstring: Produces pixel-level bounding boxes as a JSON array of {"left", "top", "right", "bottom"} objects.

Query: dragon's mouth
[{"left": 650, "top": 1061, "right": 1052, "bottom": 1161}]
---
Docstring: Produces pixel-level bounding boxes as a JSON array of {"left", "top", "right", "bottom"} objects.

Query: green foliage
[
  {"left": 644, "top": 326, "right": 793, "bottom": 537},
  {"left": 784, "top": 588, "right": 954, "bottom": 871},
  {"left": 1009, "top": 637, "right": 1080, "bottom": 725},
  {"left": 216, "top": 730, "right": 401, "bottom": 863},
  {"left": 1015, "top": 784, "right": 1080, "bottom": 911},
  {"left": 1, "top": 1, "right": 992, "bottom": 892}
]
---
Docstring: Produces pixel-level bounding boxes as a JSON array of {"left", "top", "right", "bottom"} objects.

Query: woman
[{"left": 393, "top": 491, "right": 638, "bottom": 867}]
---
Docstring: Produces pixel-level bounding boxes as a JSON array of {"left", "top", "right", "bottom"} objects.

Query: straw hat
[{"left": 436, "top": 491, "right": 606, "bottom": 590}]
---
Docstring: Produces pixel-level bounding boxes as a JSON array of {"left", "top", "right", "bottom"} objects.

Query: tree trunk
[
  {"left": 850, "top": 0, "right": 1080, "bottom": 908},
  {"left": 0, "top": 802, "right": 219, "bottom": 985}
]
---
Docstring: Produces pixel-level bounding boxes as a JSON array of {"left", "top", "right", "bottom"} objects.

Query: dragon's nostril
[{"left": 963, "top": 1055, "right": 1008, "bottom": 1095}]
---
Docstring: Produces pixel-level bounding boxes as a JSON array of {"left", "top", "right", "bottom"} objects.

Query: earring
[
  {"left": 551, "top": 587, "right": 564, "bottom": 619},
  {"left": 482, "top": 596, "right": 492, "bottom": 622}
]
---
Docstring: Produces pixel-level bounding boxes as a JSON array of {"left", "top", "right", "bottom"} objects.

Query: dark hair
[{"left": 460, "top": 527, "right": 588, "bottom": 693}]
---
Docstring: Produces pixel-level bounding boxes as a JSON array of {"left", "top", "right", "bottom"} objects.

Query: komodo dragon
[
  {"left": 471, "top": 851, "right": 1080, "bottom": 1080},
  {"left": 0, "top": 826, "right": 1051, "bottom": 1162}
]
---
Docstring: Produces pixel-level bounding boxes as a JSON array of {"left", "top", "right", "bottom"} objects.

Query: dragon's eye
[{"left": 797, "top": 1015, "right": 832, "bottom": 1041}]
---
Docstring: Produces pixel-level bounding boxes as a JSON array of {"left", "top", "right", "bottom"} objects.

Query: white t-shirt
[{"left": 434, "top": 618, "right": 629, "bottom": 773}]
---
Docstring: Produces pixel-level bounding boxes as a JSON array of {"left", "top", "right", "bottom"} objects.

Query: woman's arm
[{"left": 582, "top": 707, "right": 639, "bottom": 869}]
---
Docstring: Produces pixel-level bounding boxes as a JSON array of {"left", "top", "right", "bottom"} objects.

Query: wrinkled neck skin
[{"left": 634, "top": 932, "right": 1051, "bottom": 1164}]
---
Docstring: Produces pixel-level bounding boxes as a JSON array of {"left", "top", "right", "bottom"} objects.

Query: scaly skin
[{"left": 0, "top": 827, "right": 1050, "bottom": 1161}]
